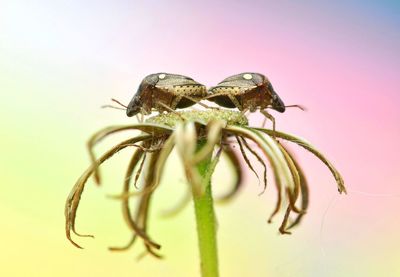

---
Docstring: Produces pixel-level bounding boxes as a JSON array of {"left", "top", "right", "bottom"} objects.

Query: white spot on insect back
[
  {"left": 243, "top": 73, "right": 252, "bottom": 80},
  {"left": 159, "top": 74, "right": 166, "bottom": 79}
]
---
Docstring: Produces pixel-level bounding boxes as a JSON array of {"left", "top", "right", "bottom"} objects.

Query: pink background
[{"left": 1, "top": 0, "right": 399, "bottom": 276}]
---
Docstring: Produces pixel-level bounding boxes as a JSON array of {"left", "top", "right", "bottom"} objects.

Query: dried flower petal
[{"left": 66, "top": 109, "right": 345, "bottom": 257}]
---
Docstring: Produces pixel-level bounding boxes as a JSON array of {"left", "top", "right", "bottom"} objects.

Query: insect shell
[
  {"left": 206, "top": 72, "right": 286, "bottom": 113},
  {"left": 126, "top": 73, "right": 207, "bottom": 117}
]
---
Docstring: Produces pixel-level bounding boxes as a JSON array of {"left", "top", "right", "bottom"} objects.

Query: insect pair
[{"left": 110, "top": 72, "right": 303, "bottom": 130}]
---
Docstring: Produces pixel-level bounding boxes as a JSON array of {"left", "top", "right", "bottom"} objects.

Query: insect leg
[
  {"left": 182, "top": 95, "right": 219, "bottom": 110},
  {"left": 156, "top": 102, "right": 186, "bottom": 120},
  {"left": 240, "top": 108, "right": 249, "bottom": 115},
  {"left": 207, "top": 92, "right": 243, "bottom": 109},
  {"left": 138, "top": 108, "right": 146, "bottom": 122},
  {"left": 227, "top": 94, "right": 243, "bottom": 110},
  {"left": 260, "top": 110, "right": 276, "bottom": 134},
  {"left": 171, "top": 95, "right": 183, "bottom": 110},
  {"left": 261, "top": 117, "right": 268, "bottom": 128}
]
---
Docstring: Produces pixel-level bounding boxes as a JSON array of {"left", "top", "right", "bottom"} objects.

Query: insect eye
[{"left": 242, "top": 73, "right": 253, "bottom": 80}]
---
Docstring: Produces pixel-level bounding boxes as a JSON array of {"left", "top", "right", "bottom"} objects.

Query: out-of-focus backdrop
[{"left": 1, "top": 0, "right": 399, "bottom": 276}]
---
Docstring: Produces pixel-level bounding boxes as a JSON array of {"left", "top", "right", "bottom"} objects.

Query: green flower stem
[{"left": 192, "top": 140, "right": 219, "bottom": 277}]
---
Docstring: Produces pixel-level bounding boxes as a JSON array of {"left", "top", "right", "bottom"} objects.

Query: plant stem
[{"left": 192, "top": 141, "right": 219, "bottom": 277}]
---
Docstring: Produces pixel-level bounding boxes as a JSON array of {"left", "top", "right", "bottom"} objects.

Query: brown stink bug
[
  {"left": 206, "top": 72, "right": 303, "bottom": 130},
  {"left": 126, "top": 73, "right": 207, "bottom": 117}
]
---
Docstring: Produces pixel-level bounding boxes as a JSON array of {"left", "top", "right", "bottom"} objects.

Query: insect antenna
[
  {"left": 101, "top": 98, "right": 128, "bottom": 110},
  {"left": 111, "top": 98, "right": 128, "bottom": 108},
  {"left": 101, "top": 105, "right": 125, "bottom": 110},
  {"left": 284, "top": 104, "right": 307, "bottom": 111}
]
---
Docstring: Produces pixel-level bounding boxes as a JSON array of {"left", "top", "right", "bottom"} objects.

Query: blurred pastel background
[{"left": 1, "top": 0, "right": 399, "bottom": 276}]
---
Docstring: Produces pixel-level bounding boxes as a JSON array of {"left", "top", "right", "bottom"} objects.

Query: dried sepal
[
  {"left": 278, "top": 206, "right": 293, "bottom": 235},
  {"left": 152, "top": 134, "right": 176, "bottom": 193},
  {"left": 285, "top": 148, "right": 309, "bottom": 230},
  {"left": 277, "top": 143, "right": 303, "bottom": 214},
  {"left": 246, "top": 128, "right": 295, "bottom": 195},
  {"left": 235, "top": 135, "right": 261, "bottom": 184},
  {"left": 175, "top": 122, "right": 203, "bottom": 195},
  {"left": 108, "top": 134, "right": 175, "bottom": 200},
  {"left": 175, "top": 121, "right": 197, "bottom": 162},
  {"left": 133, "top": 153, "right": 147, "bottom": 189},
  {"left": 226, "top": 126, "right": 295, "bottom": 221},
  {"left": 202, "top": 146, "right": 223, "bottom": 189},
  {"left": 240, "top": 137, "right": 268, "bottom": 195},
  {"left": 65, "top": 135, "right": 151, "bottom": 249},
  {"left": 191, "top": 120, "right": 224, "bottom": 164},
  {"left": 86, "top": 124, "right": 173, "bottom": 185},
  {"left": 255, "top": 128, "right": 346, "bottom": 194},
  {"left": 109, "top": 153, "right": 159, "bottom": 252},
  {"left": 111, "top": 152, "right": 163, "bottom": 258},
  {"left": 160, "top": 187, "right": 191, "bottom": 217},
  {"left": 275, "top": 143, "right": 304, "bottom": 234},
  {"left": 109, "top": 148, "right": 144, "bottom": 252},
  {"left": 215, "top": 144, "right": 243, "bottom": 203},
  {"left": 138, "top": 151, "right": 163, "bottom": 258},
  {"left": 109, "top": 148, "right": 160, "bottom": 252},
  {"left": 175, "top": 121, "right": 223, "bottom": 196},
  {"left": 66, "top": 108, "right": 345, "bottom": 257},
  {"left": 109, "top": 235, "right": 137, "bottom": 252}
]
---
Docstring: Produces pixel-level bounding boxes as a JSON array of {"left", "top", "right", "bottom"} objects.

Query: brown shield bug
[
  {"left": 206, "top": 72, "right": 303, "bottom": 130},
  {"left": 126, "top": 73, "right": 207, "bottom": 117}
]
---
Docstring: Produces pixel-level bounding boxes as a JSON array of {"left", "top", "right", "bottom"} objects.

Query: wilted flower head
[{"left": 65, "top": 109, "right": 346, "bottom": 258}]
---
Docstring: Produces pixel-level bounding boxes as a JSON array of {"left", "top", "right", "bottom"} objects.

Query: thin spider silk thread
[{"left": 318, "top": 188, "right": 399, "bottom": 275}]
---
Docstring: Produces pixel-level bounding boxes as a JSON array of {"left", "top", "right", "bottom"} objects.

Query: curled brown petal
[
  {"left": 255, "top": 128, "right": 346, "bottom": 194},
  {"left": 278, "top": 206, "right": 292, "bottom": 235},
  {"left": 65, "top": 135, "right": 151, "bottom": 249},
  {"left": 140, "top": 152, "right": 163, "bottom": 258},
  {"left": 107, "top": 135, "right": 175, "bottom": 199},
  {"left": 160, "top": 187, "right": 191, "bottom": 218},
  {"left": 86, "top": 124, "right": 173, "bottom": 185},
  {"left": 286, "top": 149, "right": 309, "bottom": 230},
  {"left": 110, "top": 150, "right": 163, "bottom": 254},
  {"left": 216, "top": 144, "right": 243, "bottom": 203},
  {"left": 226, "top": 126, "right": 294, "bottom": 222},
  {"left": 277, "top": 143, "right": 303, "bottom": 214},
  {"left": 240, "top": 137, "right": 268, "bottom": 195},
  {"left": 134, "top": 153, "right": 147, "bottom": 189},
  {"left": 111, "top": 148, "right": 160, "bottom": 251},
  {"left": 109, "top": 236, "right": 137, "bottom": 252},
  {"left": 235, "top": 136, "right": 260, "bottom": 184}
]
